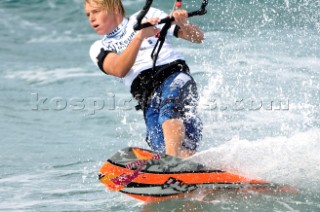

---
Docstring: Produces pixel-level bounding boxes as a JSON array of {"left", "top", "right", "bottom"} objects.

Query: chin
[{"left": 95, "top": 30, "right": 106, "bottom": 35}]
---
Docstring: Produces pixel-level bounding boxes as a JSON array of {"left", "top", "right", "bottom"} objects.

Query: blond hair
[{"left": 84, "top": 0, "right": 125, "bottom": 16}]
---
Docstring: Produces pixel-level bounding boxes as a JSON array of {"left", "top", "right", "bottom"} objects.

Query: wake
[{"left": 189, "top": 129, "right": 320, "bottom": 190}]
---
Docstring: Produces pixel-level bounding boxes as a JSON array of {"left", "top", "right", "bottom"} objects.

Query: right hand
[{"left": 136, "top": 18, "right": 161, "bottom": 40}]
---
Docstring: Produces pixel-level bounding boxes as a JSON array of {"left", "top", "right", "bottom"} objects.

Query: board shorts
[{"left": 144, "top": 72, "right": 203, "bottom": 153}]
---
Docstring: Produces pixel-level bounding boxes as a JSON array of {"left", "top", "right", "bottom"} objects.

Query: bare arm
[
  {"left": 102, "top": 35, "right": 143, "bottom": 78},
  {"left": 172, "top": 10, "right": 204, "bottom": 43},
  {"left": 102, "top": 19, "right": 160, "bottom": 77}
]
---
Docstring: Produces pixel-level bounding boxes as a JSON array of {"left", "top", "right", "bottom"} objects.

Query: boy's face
[{"left": 85, "top": 1, "right": 118, "bottom": 35}]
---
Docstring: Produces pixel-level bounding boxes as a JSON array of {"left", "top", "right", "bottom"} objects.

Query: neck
[
  {"left": 110, "top": 13, "right": 124, "bottom": 30},
  {"left": 106, "top": 15, "right": 127, "bottom": 37},
  {"left": 115, "top": 15, "right": 124, "bottom": 27}
]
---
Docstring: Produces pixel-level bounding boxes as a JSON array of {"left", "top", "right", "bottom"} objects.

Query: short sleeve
[{"left": 89, "top": 40, "right": 103, "bottom": 68}]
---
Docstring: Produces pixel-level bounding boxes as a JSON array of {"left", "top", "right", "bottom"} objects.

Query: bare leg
[{"left": 162, "top": 119, "right": 195, "bottom": 158}]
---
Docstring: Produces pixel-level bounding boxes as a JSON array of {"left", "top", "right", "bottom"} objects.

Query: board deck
[{"left": 99, "top": 147, "right": 293, "bottom": 202}]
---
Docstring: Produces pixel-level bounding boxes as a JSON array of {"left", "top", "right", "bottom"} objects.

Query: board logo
[
  {"left": 110, "top": 166, "right": 144, "bottom": 186},
  {"left": 162, "top": 177, "right": 197, "bottom": 193},
  {"left": 110, "top": 153, "right": 161, "bottom": 186}
]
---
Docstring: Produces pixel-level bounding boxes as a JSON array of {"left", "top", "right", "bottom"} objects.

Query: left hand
[
  {"left": 137, "top": 17, "right": 161, "bottom": 40},
  {"left": 172, "top": 10, "right": 188, "bottom": 27}
]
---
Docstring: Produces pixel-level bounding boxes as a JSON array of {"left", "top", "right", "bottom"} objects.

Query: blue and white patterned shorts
[{"left": 144, "top": 72, "right": 203, "bottom": 153}]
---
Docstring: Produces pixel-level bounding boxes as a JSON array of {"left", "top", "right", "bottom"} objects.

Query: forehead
[{"left": 85, "top": 1, "right": 100, "bottom": 11}]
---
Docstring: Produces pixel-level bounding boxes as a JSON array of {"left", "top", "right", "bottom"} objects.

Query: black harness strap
[
  {"left": 151, "top": 21, "right": 172, "bottom": 70},
  {"left": 131, "top": 60, "right": 189, "bottom": 110}
]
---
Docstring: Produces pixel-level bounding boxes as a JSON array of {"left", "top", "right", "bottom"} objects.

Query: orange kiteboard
[{"left": 99, "top": 147, "right": 293, "bottom": 202}]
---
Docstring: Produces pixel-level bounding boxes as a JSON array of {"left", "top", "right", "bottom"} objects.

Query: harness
[
  {"left": 131, "top": 59, "right": 190, "bottom": 110},
  {"left": 131, "top": 0, "right": 208, "bottom": 110}
]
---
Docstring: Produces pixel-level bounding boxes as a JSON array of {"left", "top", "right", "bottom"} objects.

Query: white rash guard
[{"left": 89, "top": 7, "right": 185, "bottom": 87}]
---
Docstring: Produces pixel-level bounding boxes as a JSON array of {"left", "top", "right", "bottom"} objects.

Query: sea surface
[{"left": 0, "top": 0, "right": 319, "bottom": 211}]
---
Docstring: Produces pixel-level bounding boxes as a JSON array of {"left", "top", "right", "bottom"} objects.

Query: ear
[{"left": 113, "top": 5, "right": 119, "bottom": 15}]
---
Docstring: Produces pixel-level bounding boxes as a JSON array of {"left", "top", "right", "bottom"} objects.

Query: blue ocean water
[{"left": 0, "top": 0, "right": 319, "bottom": 211}]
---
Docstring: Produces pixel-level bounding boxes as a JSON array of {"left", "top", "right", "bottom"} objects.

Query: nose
[{"left": 89, "top": 13, "right": 96, "bottom": 23}]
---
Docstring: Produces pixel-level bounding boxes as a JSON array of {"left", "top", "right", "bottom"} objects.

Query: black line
[
  {"left": 120, "top": 190, "right": 185, "bottom": 197},
  {"left": 126, "top": 182, "right": 162, "bottom": 188},
  {"left": 107, "top": 159, "right": 225, "bottom": 174},
  {"left": 121, "top": 183, "right": 279, "bottom": 197},
  {"left": 125, "top": 181, "right": 267, "bottom": 188},
  {"left": 120, "top": 183, "right": 276, "bottom": 197}
]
